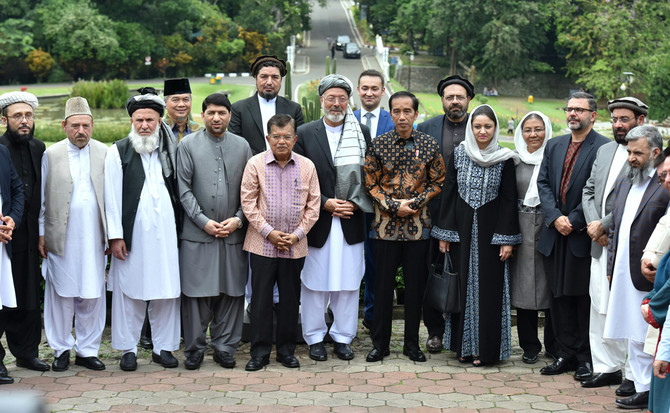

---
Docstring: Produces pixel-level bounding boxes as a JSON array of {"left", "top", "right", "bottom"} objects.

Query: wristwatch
[{"left": 235, "top": 216, "right": 243, "bottom": 229}]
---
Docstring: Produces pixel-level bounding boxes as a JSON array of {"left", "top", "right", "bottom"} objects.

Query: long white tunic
[
  {"left": 604, "top": 170, "right": 654, "bottom": 342},
  {"left": 300, "top": 123, "right": 364, "bottom": 291},
  {"left": 39, "top": 142, "right": 106, "bottom": 298},
  {"left": 0, "top": 192, "right": 16, "bottom": 308},
  {"left": 104, "top": 144, "right": 180, "bottom": 300}
]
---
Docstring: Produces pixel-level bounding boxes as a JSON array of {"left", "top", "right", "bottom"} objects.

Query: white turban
[{"left": 0, "top": 91, "right": 39, "bottom": 110}]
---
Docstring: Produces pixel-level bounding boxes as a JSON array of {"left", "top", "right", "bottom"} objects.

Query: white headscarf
[
  {"left": 462, "top": 104, "right": 519, "bottom": 167},
  {"left": 513, "top": 111, "right": 553, "bottom": 207}
]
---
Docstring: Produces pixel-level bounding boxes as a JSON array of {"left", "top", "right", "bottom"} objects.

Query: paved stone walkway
[{"left": 0, "top": 322, "right": 629, "bottom": 412}]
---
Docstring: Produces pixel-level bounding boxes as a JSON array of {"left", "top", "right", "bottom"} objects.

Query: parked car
[
  {"left": 336, "top": 35, "right": 350, "bottom": 50},
  {"left": 343, "top": 42, "right": 361, "bottom": 59}
]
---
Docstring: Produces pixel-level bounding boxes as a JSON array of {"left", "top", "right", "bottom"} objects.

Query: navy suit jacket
[
  {"left": 354, "top": 108, "right": 394, "bottom": 137},
  {"left": 294, "top": 119, "right": 371, "bottom": 248},
  {"left": 537, "top": 128, "right": 610, "bottom": 258},
  {"left": 229, "top": 93, "right": 304, "bottom": 155},
  {"left": 0, "top": 144, "right": 25, "bottom": 257},
  {"left": 607, "top": 172, "right": 670, "bottom": 291}
]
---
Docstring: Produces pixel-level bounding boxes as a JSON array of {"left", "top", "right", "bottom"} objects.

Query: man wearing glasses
[
  {"left": 537, "top": 92, "right": 609, "bottom": 379},
  {"left": 581, "top": 97, "right": 648, "bottom": 394}
]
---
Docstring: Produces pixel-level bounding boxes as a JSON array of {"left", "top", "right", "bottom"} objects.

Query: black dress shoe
[
  {"left": 52, "top": 351, "right": 70, "bottom": 372},
  {"left": 16, "top": 357, "right": 50, "bottom": 372},
  {"left": 333, "top": 343, "right": 354, "bottom": 360},
  {"left": 540, "top": 357, "right": 573, "bottom": 375},
  {"left": 366, "top": 348, "right": 390, "bottom": 362},
  {"left": 152, "top": 350, "right": 178, "bottom": 368},
  {"left": 75, "top": 356, "right": 105, "bottom": 371},
  {"left": 120, "top": 353, "right": 137, "bottom": 371},
  {"left": 213, "top": 351, "right": 236, "bottom": 368},
  {"left": 309, "top": 342, "right": 327, "bottom": 361},
  {"left": 403, "top": 347, "right": 427, "bottom": 362},
  {"left": 184, "top": 352, "right": 204, "bottom": 370},
  {"left": 426, "top": 336, "right": 443, "bottom": 354},
  {"left": 276, "top": 354, "right": 300, "bottom": 368},
  {"left": 362, "top": 318, "right": 373, "bottom": 330},
  {"left": 0, "top": 375, "right": 13, "bottom": 385},
  {"left": 580, "top": 370, "right": 622, "bottom": 388},
  {"left": 522, "top": 353, "right": 538, "bottom": 364},
  {"left": 615, "top": 391, "right": 649, "bottom": 409},
  {"left": 616, "top": 379, "right": 636, "bottom": 397},
  {"left": 574, "top": 361, "right": 593, "bottom": 380},
  {"left": 139, "top": 336, "right": 153, "bottom": 350},
  {"left": 245, "top": 356, "right": 269, "bottom": 371}
]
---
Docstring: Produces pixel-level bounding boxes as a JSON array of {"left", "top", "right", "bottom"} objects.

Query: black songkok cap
[
  {"left": 164, "top": 78, "right": 191, "bottom": 96},
  {"left": 126, "top": 87, "right": 166, "bottom": 117},
  {"left": 437, "top": 75, "right": 475, "bottom": 99}
]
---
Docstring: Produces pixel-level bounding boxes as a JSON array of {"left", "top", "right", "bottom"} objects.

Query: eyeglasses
[
  {"left": 522, "top": 128, "right": 545, "bottom": 135},
  {"left": 443, "top": 95, "right": 467, "bottom": 102},
  {"left": 562, "top": 107, "right": 593, "bottom": 115},
  {"left": 324, "top": 96, "right": 348, "bottom": 104},
  {"left": 8, "top": 113, "right": 33, "bottom": 121},
  {"left": 658, "top": 171, "right": 669, "bottom": 184},
  {"left": 611, "top": 117, "right": 631, "bottom": 124},
  {"left": 269, "top": 135, "right": 294, "bottom": 141}
]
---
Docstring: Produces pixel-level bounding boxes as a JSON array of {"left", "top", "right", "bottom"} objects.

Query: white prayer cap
[
  {"left": 64, "top": 97, "right": 92, "bottom": 120},
  {"left": 0, "top": 91, "right": 39, "bottom": 111}
]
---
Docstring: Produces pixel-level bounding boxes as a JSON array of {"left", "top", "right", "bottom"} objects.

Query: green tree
[{"left": 25, "top": 48, "right": 55, "bottom": 82}]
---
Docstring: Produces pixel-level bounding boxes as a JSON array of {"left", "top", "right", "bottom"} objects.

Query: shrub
[
  {"left": 71, "top": 80, "right": 129, "bottom": 109},
  {"left": 36, "top": 122, "right": 129, "bottom": 143}
]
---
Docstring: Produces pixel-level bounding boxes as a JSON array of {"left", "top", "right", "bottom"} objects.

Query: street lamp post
[{"left": 407, "top": 51, "right": 414, "bottom": 92}]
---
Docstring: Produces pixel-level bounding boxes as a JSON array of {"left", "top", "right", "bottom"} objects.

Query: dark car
[
  {"left": 343, "top": 42, "right": 361, "bottom": 59},
  {"left": 336, "top": 35, "right": 350, "bottom": 50}
]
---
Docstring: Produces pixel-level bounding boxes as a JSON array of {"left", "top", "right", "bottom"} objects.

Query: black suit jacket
[
  {"left": 0, "top": 145, "right": 24, "bottom": 257},
  {"left": 229, "top": 93, "right": 304, "bottom": 155},
  {"left": 294, "top": 119, "right": 371, "bottom": 248},
  {"left": 537, "top": 128, "right": 610, "bottom": 259}
]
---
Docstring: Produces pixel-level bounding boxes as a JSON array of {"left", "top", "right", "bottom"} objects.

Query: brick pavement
[{"left": 0, "top": 322, "right": 630, "bottom": 412}]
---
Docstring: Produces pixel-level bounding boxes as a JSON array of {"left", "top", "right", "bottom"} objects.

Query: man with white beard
[
  {"left": 604, "top": 126, "right": 669, "bottom": 409},
  {"left": 104, "top": 88, "right": 182, "bottom": 371}
]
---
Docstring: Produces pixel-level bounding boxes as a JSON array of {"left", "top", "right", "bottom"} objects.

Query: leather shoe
[
  {"left": 616, "top": 379, "right": 636, "bottom": 397},
  {"left": 75, "top": 356, "right": 105, "bottom": 371},
  {"left": 309, "top": 342, "right": 327, "bottom": 361},
  {"left": 540, "top": 357, "right": 574, "bottom": 375},
  {"left": 119, "top": 353, "right": 137, "bottom": 371},
  {"left": 16, "top": 357, "right": 50, "bottom": 372},
  {"left": 615, "top": 391, "right": 649, "bottom": 409},
  {"left": 333, "top": 343, "right": 354, "bottom": 360},
  {"left": 152, "top": 350, "right": 178, "bottom": 368},
  {"left": 403, "top": 347, "right": 427, "bottom": 362},
  {"left": 184, "top": 352, "right": 204, "bottom": 370},
  {"left": 522, "top": 353, "right": 538, "bottom": 364},
  {"left": 366, "top": 348, "right": 390, "bottom": 362},
  {"left": 580, "top": 370, "right": 622, "bottom": 388},
  {"left": 574, "top": 361, "right": 593, "bottom": 381},
  {"left": 213, "top": 351, "right": 236, "bottom": 369},
  {"left": 276, "top": 354, "right": 299, "bottom": 368},
  {"left": 245, "top": 356, "right": 269, "bottom": 371},
  {"left": 52, "top": 350, "right": 70, "bottom": 372},
  {"left": 0, "top": 375, "right": 13, "bottom": 385},
  {"left": 426, "top": 335, "right": 443, "bottom": 354},
  {"left": 139, "top": 335, "right": 153, "bottom": 350}
]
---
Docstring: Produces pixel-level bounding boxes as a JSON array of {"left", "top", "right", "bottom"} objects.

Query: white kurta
[
  {"left": 604, "top": 172, "right": 653, "bottom": 343},
  {"left": 104, "top": 144, "right": 180, "bottom": 300},
  {"left": 0, "top": 192, "right": 16, "bottom": 309},
  {"left": 39, "top": 142, "right": 106, "bottom": 298},
  {"left": 590, "top": 144, "right": 628, "bottom": 314}
]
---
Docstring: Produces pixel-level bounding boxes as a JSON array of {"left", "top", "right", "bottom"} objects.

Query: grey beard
[
  {"left": 129, "top": 126, "right": 160, "bottom": 154},
  {"left": 627, "top": 161, "right": 653, "bottom": 186},
  {"left": 324, "top": 112, "right": 345, "bottom": 123}
]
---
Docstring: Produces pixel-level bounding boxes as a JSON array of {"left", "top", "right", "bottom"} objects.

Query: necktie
[{"left": 364, "top": 112, "right": 374, "bottom": 130}]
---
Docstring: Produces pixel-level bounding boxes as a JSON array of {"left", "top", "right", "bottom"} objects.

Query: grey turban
[
  {"left": 126, "top": 87, "right": 166, "bottom": 117},
  {"left": 318, "top": 74, "right": 353, "bottom": 96}
]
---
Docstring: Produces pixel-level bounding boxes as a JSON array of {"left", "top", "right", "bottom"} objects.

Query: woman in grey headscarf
[
  {"left": 509, "top": 111, "right": 557, "bottom": 364},
  {"left": 431, "top": 104, "right": 521, "bottom": 366}
]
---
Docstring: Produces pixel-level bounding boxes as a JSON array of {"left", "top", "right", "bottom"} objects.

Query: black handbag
[{"left": 424, "top": 252, "right": 461, "bottom": 314}]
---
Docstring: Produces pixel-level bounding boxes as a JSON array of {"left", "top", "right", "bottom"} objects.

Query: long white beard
[{"left": 129, "top": 126, "right": 160, "bottom": 154}]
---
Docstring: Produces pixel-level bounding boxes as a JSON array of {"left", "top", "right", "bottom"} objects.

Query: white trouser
[
  {"left": 300, "top": 285, "right": 359, "bottom": 345},
  {"left": 44, "top": 280, "right": 105, "bottom": 358},
  {"left": 111, "top": 275, "right": 180, "bottom": 355},
  {"left": 627, "top": 339, "right": 653, "bottom": 392},
  {"left": 589, "top": 304, "right": 629, "bottom": 374}
]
